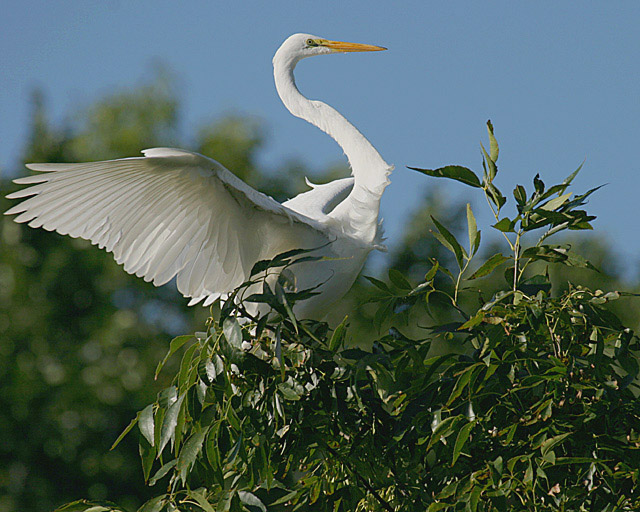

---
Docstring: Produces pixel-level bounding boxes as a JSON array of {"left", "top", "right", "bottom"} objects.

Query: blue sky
[{"left": 2, "top": 1, "right": 640, "bottom": 273}]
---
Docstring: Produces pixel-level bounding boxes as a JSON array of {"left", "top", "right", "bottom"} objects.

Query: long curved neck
[{"left": 273, "top": 53, "right": 391, "bottom": 244}]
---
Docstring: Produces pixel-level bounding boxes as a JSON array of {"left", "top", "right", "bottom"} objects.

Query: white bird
[{"left": 5, "top": 33, "right": 392, "bottom": 320}]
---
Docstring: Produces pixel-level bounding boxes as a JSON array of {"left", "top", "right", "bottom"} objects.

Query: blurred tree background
[{"left": 1, "top": 69, "right": 638, "bottom": 512}]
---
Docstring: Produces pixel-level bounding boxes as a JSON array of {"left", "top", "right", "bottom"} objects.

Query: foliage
[
  {"left": 55, "top": 122, "right": 640, "bottom": 511},
  {"left": 0, "top": 71, "right": 351, "bottom": 512}
]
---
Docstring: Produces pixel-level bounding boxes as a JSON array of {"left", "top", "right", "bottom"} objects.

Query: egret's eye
[{"left": 306, "top": 39, "right": 317, "bottom": 47}]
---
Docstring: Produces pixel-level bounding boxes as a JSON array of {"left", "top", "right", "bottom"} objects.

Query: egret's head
[{"left": 274, "top": 33, "right": 386, "bottom": 66}]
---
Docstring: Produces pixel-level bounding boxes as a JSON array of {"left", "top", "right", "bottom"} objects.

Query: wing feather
[{"left": 5, "top": 148, "right": 331, "bottom": 303}]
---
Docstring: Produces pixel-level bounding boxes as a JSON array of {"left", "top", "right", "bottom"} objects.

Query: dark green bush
[{"left": 57, "top": 123, "right": 640, "bottom": 512}]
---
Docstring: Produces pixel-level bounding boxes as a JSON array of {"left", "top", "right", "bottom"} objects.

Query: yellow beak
[{"left": 322, "top": 40, "right": 387, "bottom": 53}]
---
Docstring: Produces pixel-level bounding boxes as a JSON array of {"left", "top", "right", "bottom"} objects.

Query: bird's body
[{"left": 5, "top": 33, "right": 391, "bottom": 319}]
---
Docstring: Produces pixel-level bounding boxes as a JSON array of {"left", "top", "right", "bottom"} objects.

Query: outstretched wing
[{"left": 5, "top": 148, "right": 331, "bottom": 305}]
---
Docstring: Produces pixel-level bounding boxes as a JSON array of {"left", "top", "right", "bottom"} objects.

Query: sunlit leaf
[
  {"left": 223, "top": 317, "right": 243, "bottom": 350},
  {"left": 492, "top": 217, "right": 516, "bottom": 233},
  {"left": 155, "top": 335, "right": 193, "bottom": 380},
  {"left": 238, "top": 491, "right": 267, "bottom": 512},
  {"left": 176, "top": 426, "right": 210, "bottom": 484},
  {"left": 466, "top": 203, "right": 480, "bottom": 256},
  {"left": 148, "top": 459, "right": 176, "bottom": 486},
  {"left": 158, "top": 393, "right": 185, "bottom": 455},
  {"left": 487, "top": 120, "right": 499, "bottom": 162},
  {"left": 468, "top": 253, "right": 509, "bottom": 280},
  {"left": 453, "top": 420, "right": 476, "bottom": 465},
  {"left": 431, "top": 216, "right": 466, "bottom": 268},
  {"left": 139, "top": 404, "right": 155, "bottom": 447},
  {"left": 409, "top": 165, "right": 482, "bottom": 188},
  {"left": 328, "top": 316, "right": 348, "bottom": 352}
]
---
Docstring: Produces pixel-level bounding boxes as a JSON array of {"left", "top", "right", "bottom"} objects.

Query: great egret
[{"left": 5, "top": 33, "right": 392, "bottom": 320}]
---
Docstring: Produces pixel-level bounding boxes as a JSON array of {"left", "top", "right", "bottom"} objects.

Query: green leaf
[
  {"left": 562, "top": 160, "right": 584, "bottom": 188},
  {"left": 452, "top": 420, "right": 476, "bottom": 465},
  {"left": 431, "top": 216, "right": 466, "bottom": 268},
  {"left": 447, "top": 367, "right": 474, "bottom": 405},
  {"left": 486, "top": 181, "right": 507, "bottom": 211},
  {"left": 275, "top": 279, "right": 298, "bottom": 334},
  {"left": 177, "top": 344, "right": 198, "bottom": 391},
  {"left": 189, "top": 489, "right": 216, "bottom": 512},
  {"left": 148, "top": 459, "right": 177, "bottom": 486},
  {"left": 427, "top": 503, "right": 451, "bottom": 512},
  {"left": 238, "top": 491, "right": 267, "bottom": 512},
  {"left": 249, "top": 247, "right": 312, "bottom": 277},
  {"left": 466, "top": 203, "right": 480, "bottom": 256},
  {"left": 492, "top": 217, "right": 516, "bottom": 233},
  {"left": 541, "top": 192, "right": 572, "bottom": 211},
  {"left": 226, "top": 436, "right": 243, "bottom": 466},
  {"left": 458, "top": 311, "right": 484, "bottom": 330},
  {"left": 328, "top": 316, "right": 348, "bottom": 352},
  {"left": 139, "top": 404, "right": 155, "bottom": 447},
  {"left": 468, "top": 253, "right": 509, "bottom": 280},
  {"left": 522, "top": 245, "right": 568, "bottom": 263},
  {"left": 424, "top": 261, "right": 439, "bottom": 283},
  {"left": 533, "top": 174, "right": 545, "bottom": 195},
  {"left": 138, "top": 496, "right": 166, "bottom": 512},
  {"left": 223, "top": 317, "right": 243, "bottom": 350},
  {"left": 155, "top": 335, "right": 193, "bottom": 380},
  {"left": 277, "top": 381, "right": 301, "bottom": 401},
  {"left": 408, "top": 165, "right": 482, "bottom": 188},
  {"left": 427, "top": 415, "right": 463, "bottom": 451},
  {"left": 519, "top": 274, "right": 552, "bottom": 295},
  {"left": 176, "top": 426, "right": 210, "bottom": 484},
  {"left": 139, "top": 433, "right": 156, "bottom": 483},
  {"left": 541, "top": 432, "right": 571, "bottom": 456},
  {"left": 389, "top": 268, "right": 412, "bottom": 290},
  {"left": 363, "top": 275, "right": 392, "bottom": 293},
  {"left": 110, "top": 414, "right": 138, "bottom": 451},
  {"left": 158, "top": 392, "right": 186, "bottom": 455},
  {"left": 53, "top": 500, "right": 127, "bottom": 512},
  {"left": 270, "top": 490, "right": 301, "bottom": 506},
  {"left": 480, "top": 145, "right": 497, "bottom": 184},
  {"left": 514, "top": 185, "right": 527, "bottom": 206},
  {"left": 487, "top": 120, "right": 499, "bottom": 162}
]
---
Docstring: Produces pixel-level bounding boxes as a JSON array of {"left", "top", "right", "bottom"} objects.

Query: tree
[
  {"left": 3, "top": 70, "right": 639, "bottom": 511},
  {"left": 0, "top": 69, "right": 349, "bottom": 512},
  {"left": 49, "top": 122, "right": 640, "bottom": 511}
]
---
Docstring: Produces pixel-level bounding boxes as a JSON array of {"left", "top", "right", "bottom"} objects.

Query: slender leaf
[
  {"left": 177, "top": 426, "right": 210, "bottom": 484},
  {"left": 139, "top": 404, "right": 155, "bottom": 447},
  {"left": 409, "top": 165, "right": 482, "bottom": 188},
  {"left": 158, "top": 393, "right": 186, "bottom": 455},
  {"left": 431, "top": 216, "right": 466, "bottom": 268},
  {"left": 468, "top": 253, "right": 509, "bottom": 280},
  {"left": 492, "top": 217, "right": 516, "bottom": 233},
  {"left": 389, "top": 268, "right": 413, "bottom": 290},
  {"left": 223, "top": 317, "right": 243, "bottom": 350},
  {"left": 155, "top": 335, "right": 193, "bottom": 380},
  {"left": 148, "top": 459, "right": 177, "bottom": 486},
  {"left": 481, "top": 143, "right": 497, "bottom": 180},
  {"left": 238, "top": 491, "right": 267, "bottom": 512},
  {"left": 541, "top": 432, "right": 571, "bottom": 456},
  {"left": 466, "top": 203, "right": 480, "bottom": 256},
  {"left": 139, "top": 433, "right": 156, "bottom": 483},
  {"left": 453, "top": 420, "right": 476, "bottom": 465},
  {"left": 363, "top": 275, "right": 392, "bottom": 293},
  {"left": 110, "top": 414, "right": 139, "bottom": 451},
  {"left": 189, "top": 489, "right": 216, "bottom": 512},
  {"left": 328, "top": 316, "right": 348, "bottom": 352},
  {"left": 487, "top": 120, "right": 498, "bottom": 162}
]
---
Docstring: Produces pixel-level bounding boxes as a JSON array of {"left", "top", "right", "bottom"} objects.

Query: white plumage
[{"left": 5, "top": 33, "right": 391, "bottom": 319}]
